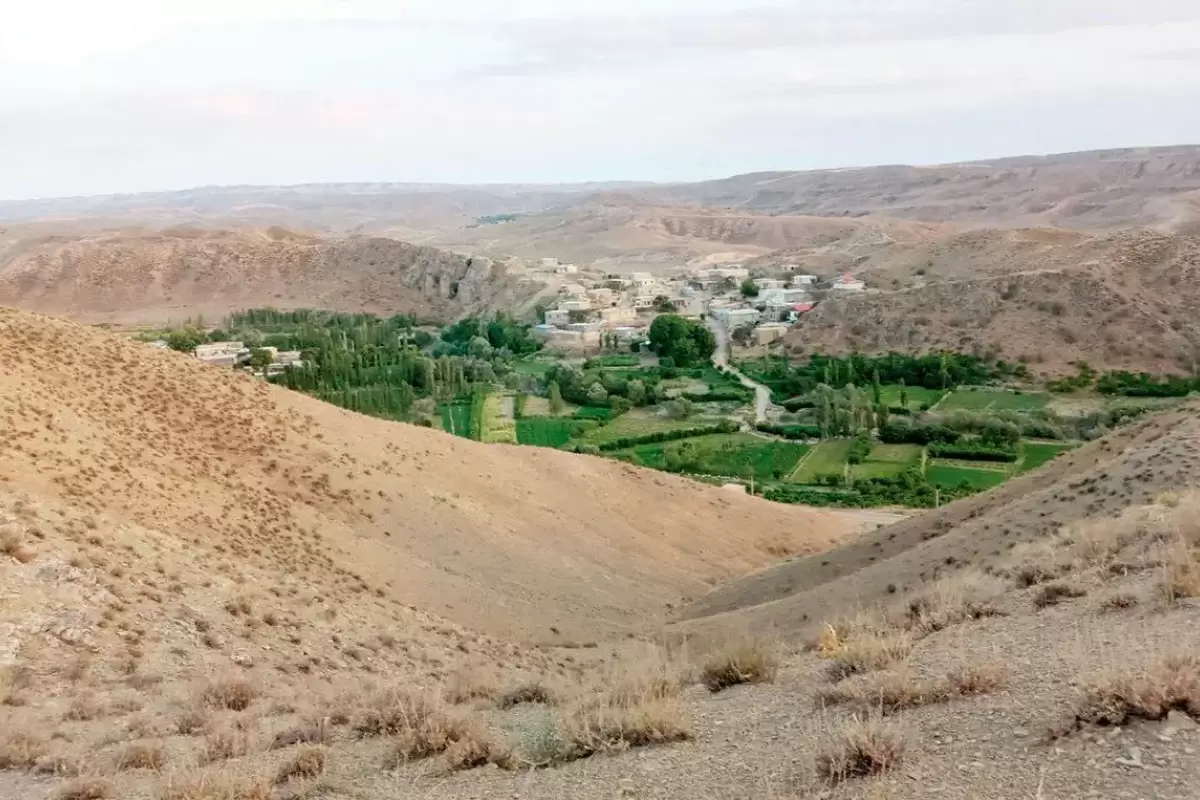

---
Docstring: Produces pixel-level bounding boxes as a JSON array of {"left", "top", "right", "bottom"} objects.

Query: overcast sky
[{"left": 3, "top": 0, "right": 1200, "bottom": 199}]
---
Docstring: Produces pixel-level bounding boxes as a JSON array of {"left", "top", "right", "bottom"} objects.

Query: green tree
[
  {"left": 653, "top": 295, "right": 675, "bottom": 313},
  {"left": 627, "top": 379, "right": 647, "bottom": 406},
  {"left": 548, "top": 381, "right": 565, "bottom": 414},
  {"left": 247, "top": 347, "right": 273, "bottom": 375},
  {"left": 166, "top": 326, "right": 206, "bottom": 352},
  {"left": 586, "top": 382, "right": 609, "bottom": 406},
  {"left": 899, "top": 378, "right": 909, "bottom": 409},
  {"left": 740, "top": 278, "right": 759, "bottom": 298},
  {"left": 647, "top": 314, "right": 716, "bottom": 368},
  {"left": 665, "top": 397, "right": 695, "bottom": 420}
]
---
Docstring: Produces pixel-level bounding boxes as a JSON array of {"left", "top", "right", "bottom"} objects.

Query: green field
[
  {"left": 880, "top": 385, "right": 947, "bottom": 410},
  {"left": 579, "top": 410, "right": 712, "bottom": 444},
  {"left": 938, "top": 389, "right": 1050, "bottom": 412},
  {"left": 788, "top": 439, "right": 854, "bottom": 483},
  {"left": 1019, "top": 441, "right": 1076, "bottom": 472},
  {"left": 440, "top": 403, "right": 474, "bottom": 438},
  {"left": 616, "top": 434, "right": 809, "bottom": 481},
  {"left": 510, "top": 359, "right": 557, "bottom": 376},
  {"left": 481, "top": 395, "right": 517, "bottom": 444},
  {"left": 852, "top": 443, "right": 923, "bottom": 480},
  {"left": 516, "top": 417, "right": 578, "bottom": 448},
  {"left": 927, "top": 462, "right": 1009, "bottom": 490}
]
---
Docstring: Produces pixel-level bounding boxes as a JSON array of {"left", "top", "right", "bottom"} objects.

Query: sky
[{"left": 2, "top": 0, "right": 1200, "bottom": 199}]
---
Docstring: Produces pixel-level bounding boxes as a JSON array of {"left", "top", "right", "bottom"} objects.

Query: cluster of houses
[
  {"left": 179, "top": 341, "right": 304, "bottom": 375},
  {"left": 524, "top": 255, "right": 867, "bottom": 352}
]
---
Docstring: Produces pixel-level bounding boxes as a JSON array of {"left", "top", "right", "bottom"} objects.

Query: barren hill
[
  {"left": 0, "top": 228, "right": 545, "bottom": 324},
  {"left": 783, "top": 230, "right": 1200, "bottom": 374},
  {"left": 647, "top": 145, "right": 1200, "bottom": 231}
]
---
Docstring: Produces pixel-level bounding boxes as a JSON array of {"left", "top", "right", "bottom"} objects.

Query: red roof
[{"left": 793, "top": 303, "right": 815, "bottom": 313}]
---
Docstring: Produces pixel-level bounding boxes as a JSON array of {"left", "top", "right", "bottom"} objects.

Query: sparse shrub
[
  {"left": 944, "top": 663, "right": 1005, "bottom": 696},
  {"left": 560, "top": 668, "right": 690, "bottom": 760},
  {"left": 899, "top": 569, "right": 1007, "bottom": 633},
  {"left": 176, "top": 707, "right": 209, "bottom": 736},
  {"left": 0, "top": 731, "right": 44, "bottom": 770},
  {"left": 201, "top": 678, "right": 258, "bottom": 711},
  {"left": 828, "top": 630, "right": 913, "bottom": 681},
  {"left": 56, "top": 778, "right": 111, "bottom": 800},
  {"left": 1099, "top": 591, "right": 1139, "bottom": 612},
  {"left": 1162, "top": 538, "right": 1200, "bottom": 603},
  {"left": 815, "top": 716, "right": 907, "bottom": 785},
  {"left": 513, "top": 706, "right": 571, "bottom": 766},
  {"left": 270, "top": 718, "right": 329, "bottom": 749},
  {"left": 444, "top": 669, "right": 499, "bottom": 705},
  {"left": 0, "top": 526, "right": 33, "bottom": 563},
  {"left": 158, "top": 774, "right": 272, "bottom": 800},
  {"left": 1057, "top": 653, "right": 1200, "bottom": 736},
  {"left": 1033, "top": 582, "right": 1087, "bottom": 609},
  {"left": 199, "top": 725, "right": 257, "bottom": 764},
  {"left": 275, "top": 745, "right": 327, "bottom": 783},
  {"left": 353, "top": 687, "right": 438, "bottom": 738},
  {"left": 495, "top": 681, "right": 557, "bottom": 709},
  {"left": 382, "top": 711, "right": 510, "bottom": 772},
  {"left": 817, "top": 664, "right": 1003, "bottom": 715},
  {"left": 64, "top": 694, "right": 103, "bottom": 721},
  {"left": 699, "top": 640, "right": 779, "bottom": 692},
  {"left": 115, "top": 742, "right": 166, "bottom": 771}
]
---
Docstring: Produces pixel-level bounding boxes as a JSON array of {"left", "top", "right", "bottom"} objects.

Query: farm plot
[
  {"left": 938, "top": 389, "right": 1050, "bottom": 413},
  {"left": 481, "top": 395, "right": 517, "bottom": 444},
  {"left": 579, "top": 409, "right": 713, "bottom": 445},
  {"left": 880, "top": 385, "right": 947, "bottom": 411},
  {"left": 1019, "top": 441, "right": 1077, "bottom": 472},
  {"left": 852, "top": 443, "right": 923, "bottom": 480},
  {"left": 616, "top": 434, "right": 808, "bottom": 482},
  {"left": 439, "top": 403, "right": 474, "bottom": 438},
  {"left": 787, "top": 439, "right": 854, "bottom": 484},
  {"left": 516, "top": 417, "right": 586, "bottom": 448},
  {"left": 927, "top": 461, "right": 1009, "bottom": 491}
]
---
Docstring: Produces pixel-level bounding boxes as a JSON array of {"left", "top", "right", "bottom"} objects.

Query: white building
[
  {"left": 715, "top": 266, "right": 749, "bottom": 280},
  {"left": 554, "top": 263, "right": 579, "bottom": 275},
  {"left": 790, "top": 274, "right": 817, "bottom": 287},
  {"left": 761, "top": 287, "right": 812, "bottom": 306},
  {"left": 559, "top": 299, "right": 591, "bottom": 312},
  {"left": 753, "top": 278, "right": 786, "bottom": 291},
  {"left": 712, "top": 307, "right": 761, "bottom": 328},
  {"left": 540, "top": 257, "right": 560, "bottom": 268},
  {"left": 755, "top": 323, "right": 791, "bottom": 346},
  {"left": 598, "top": 306, "right": 637, "bottom": 324},
  {"left": 587, "top": 287, "right": 617, "bottom": 307},
  {"left": 831, "top": 273, "right": 866, "bottom": 292},
  {"left": 544, "top": 309, "right": 571, "bottom": 327}
]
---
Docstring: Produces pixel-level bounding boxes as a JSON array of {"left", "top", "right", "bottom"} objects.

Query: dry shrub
[
  {"left": 818, "top": 664, "right": 1003, "bottom": 715},
  {"left": 158, "top": 774, "right": 272, "bottom": 800},
  {"left": 275, "top": 745, "right": 327, "bottom": 784},
  {"left": 899, "top": 569, "right": 1007, "bottom": 634},
  {"left": 444, "top": 669, "right": 499, "bottom": 705},
  {"left": 382, "top": 711, "right": 511, "bottom": 772},
  {"left": 201, "top": 678, "right": 258, "bottom": 711},
  {"left": 0, "top": 730, "right": 44, "bottom": 769},
  {"left": 1099, "top": 591, "right": 1139, "bottom": 612},
  {"left": 35, "top": 753, "right": 82, "bottom": 777},
  {"left": 828, "top": 630, "right": 913, "bottom": 681},
  {"left": 0, "top": 525, "right": 33, "bottom": 563},
  {"left": 176, "top": 707, "right": 210, "bottom": 736},
  {"left": 0, "top": 664, "right": 31, "bottom": 707},
  {"left": 115, "top": 742, "right": 166, "bottom": 771},
  {"left": 1008, "top": 541, "right": 1068, "bottom": 588},
  {"left": 1064, "top": 653, "right": 1200, "bottom": 733},
  {"left": 57, "top": 779, "right": 111, "bottom": 800},
  {"left": 200, "top": 725, "right": 257, "bottom": 764},
  {"left": 270, "top": 718, "right": 330, "bottom": 750},
  {"left": 495, "top": 681, "right": 557, "bottom": 710},
  {"left": 561, "top": 672, "right": 690, "bottom": 760},
  {"left": 1162, "top": 538, "right": 1200, "bottom": 603},
  {"left": 699, "top": 640, "right": 779, "bottom": 693},
  {"left": 352, "top": 687, "right": 439, "bottom": 738},
  {"left": 815, "top": 716, "right": 907, "bottom": 785},
  {"left": 64, "top": 694, "right": 104, "bottom": 721},
  {"left": 1033, "top": 582, "right": 1087, "bottom": 609}
]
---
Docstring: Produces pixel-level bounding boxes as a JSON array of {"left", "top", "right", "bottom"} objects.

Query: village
[{"left": 521, "top": 257, "right": 866, "bottom": 353}]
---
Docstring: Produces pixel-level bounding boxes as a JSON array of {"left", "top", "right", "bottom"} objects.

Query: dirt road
[{"left": 709, "top": 316, "right": 774, "bottom": 424}]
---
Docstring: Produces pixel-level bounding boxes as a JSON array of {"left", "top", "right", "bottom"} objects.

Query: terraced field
[
  {"left": 851, "top": 443, "right": 924, "bottom": 480},
  {"left": 616, "top": 434, "right": 808, "bottom": 481},
  {"left": 938, "top": 388, "right": 1050, "bottom": 412},
  {"left": 787, "top": 439, "right": 854, "bottom": 483}
]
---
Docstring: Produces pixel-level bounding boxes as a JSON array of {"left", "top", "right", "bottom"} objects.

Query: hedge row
[
  {"left": 595, "top": 420, "right": 740, "bottom": 452},
  {"left": 756, "top": 423, "right": 821, "bottom": 440},
  {"left": 878, "top": 422, "right": 960, "bottom": 445},
  {"left": 680, "top": 390, "right": 753, "bottom": 403},
  {"left": 927, "top": 442, "right": 1018, "bottom": 463}
]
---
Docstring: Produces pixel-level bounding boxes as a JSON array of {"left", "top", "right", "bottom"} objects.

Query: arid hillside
[
  {"left": 646, "top": 145, "right": 1200, "bottom": 231},
  {"left": 0, "top": 228, "right": 546, "bottom": 324},
  {"left": 783, "top": 230, "right": 1200, "bottom": 374}
]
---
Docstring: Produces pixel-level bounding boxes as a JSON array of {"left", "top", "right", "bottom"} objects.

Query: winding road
[{"left": 708, "top": 316, "right": 776, "bottom": 424}]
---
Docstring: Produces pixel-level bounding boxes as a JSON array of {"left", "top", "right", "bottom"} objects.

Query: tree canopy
[{"left": 648, "top": 315, "right": 716, "bottom": 369}]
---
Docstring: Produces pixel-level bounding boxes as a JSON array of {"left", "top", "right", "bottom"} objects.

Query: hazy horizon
[{"left": 4, "top": 1, "right": 1200, "bottom": 201}]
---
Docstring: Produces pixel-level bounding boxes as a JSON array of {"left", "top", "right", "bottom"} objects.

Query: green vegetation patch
[
  {"left": 510, "top": 359, "right": 556, "bottom": 376},
  {"left": 481, "top": 394, "right": 517, "bottom": 444},
  {"left": 616, "top": 434, "right": 809, "bottom": 481},
  {"left": 927, "top": 462, "right": 1009, "bottom": 490},
  {"left": 440, "top": 403, "right": 474, "bottom": 439},
  {"left": 788, "top": 439, "right": 854, "bottom": 483},
  {"left": 879, "top": 385, "right": 946, "bottom": 410},
  {"left": 516, "top": 417, "right": 585, "bottom": 448},
  {"left": 938, "top": 389, "right": 1050, "bottom": 412},
  {"left": 1019, "top": 441, "right": 1077, "bottom": 472},
  {"left": 580, "top": 410, "right": 711, "bottom": 444},
  {"left": 852, "top": 443, "right": 924, "bottom": 480}
]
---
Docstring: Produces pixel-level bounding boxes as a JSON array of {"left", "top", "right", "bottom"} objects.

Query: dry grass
[
  {"left": 444, "top": 669, "right": 500, "bottom": 705},
  {"left": 176, "top": 707, "right": 210, "bottom": 736},
  {"left": 699, "top": 640, "right": 779, "bottom": 693},
  {"left": 1162, "top": 538, "right": 1200, "bottom": 603},
  {"left": 158, "top": 773, "right": 273, "bottom": 800},
  {"left": 818, "top": 664, "right": 1003, "bottom": 715},
  {"left": 815, "top": 716, "right": 908, "bottom": 785},
  {"left": 561, "top": 670, "right": 690, "bottom": 760},
  {"left": 115, "top": 741, "right": 166, "bottom": 771},
  {"left": 200, "top": 678, "right": 258, "bottom": 711},
  {"left": 495, "top": 681, "right": 557, "bottom": 709},
  {"left": 0, "top": 730, "right": 44, "bottom": 769},
  {"left": 828, "top": 630, "right": 913, "bottom": 681},
  {"left": 270, "top": 718, "right": 330, "bottom": 750},
  {"left": 1032, "top": 582, "right": 1087, "bottom": 609},
  {"left": 0, "top": 664, "right": 32, "bottom": 707},
  {"left": 199, "top": 725, "right": 258, "bottom": 765},
  {"left": 1057, "top": 653, "right": 1200, "bottom": 736},
  {"left": 1099, "top": 591, "right": 1139, "bottom": 612},
  {"left": 382, "top": 712, "right": 511, "bottom": 772},
  {"left": 0, "top": 524, "right": 34, "bottom": 563},
  {"left": 899, "top": 569, "right": 1007, "bottom": 634},
  {"left": 352, "top": 687, "right": 439, "bottom": 738},
  {"left": 275, "top": 745, "right": 328, "bottom": 784},
  {"left": 56, "top": 778, "right": 112, "bottom": 800}
]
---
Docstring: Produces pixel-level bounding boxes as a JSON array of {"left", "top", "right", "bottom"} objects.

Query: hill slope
[
  {"left": 0, "top": 228, "right": 545, "bottom": 324},
  {"left": 783, "top": 230, "right": 1200, "bottom": 374}
]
